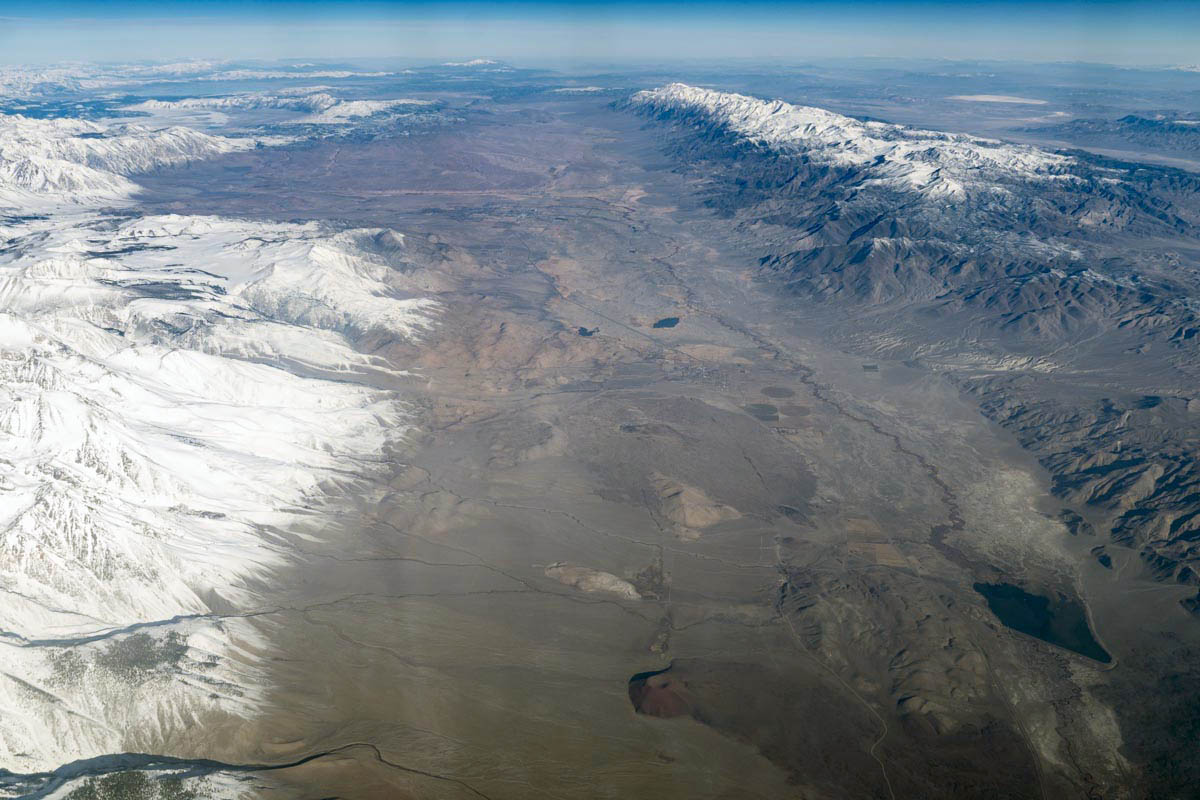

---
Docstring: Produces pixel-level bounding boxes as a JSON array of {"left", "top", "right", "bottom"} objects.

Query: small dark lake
[
  {"left": 743, "top": 403, "right": 779, "bottom": 422},
  {"left": 974, "top": 582, "right": 1111, "bottom": 663},
  {"left": 652, "top": 316, "right": 680, "bottom": 328}
]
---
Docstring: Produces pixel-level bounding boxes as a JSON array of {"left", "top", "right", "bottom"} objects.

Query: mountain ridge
[{"left": 623, "top": 82, "right": 1200, "bottom": 605}]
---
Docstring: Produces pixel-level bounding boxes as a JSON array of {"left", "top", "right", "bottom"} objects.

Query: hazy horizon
[{"left": 1, "top": 1, "right": 1198, "bottom": 68}]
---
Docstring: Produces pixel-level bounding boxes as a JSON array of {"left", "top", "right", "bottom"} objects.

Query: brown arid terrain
[{"left": 99, "top": 93, "right": 1199, "bottom": 798}]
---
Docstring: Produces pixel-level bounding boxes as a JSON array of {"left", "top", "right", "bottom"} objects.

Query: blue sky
[{"left": 0, "top": 1, "right": 1197, "bottom": 66}]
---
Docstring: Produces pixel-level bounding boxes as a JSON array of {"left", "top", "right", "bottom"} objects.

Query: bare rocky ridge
[{"left": 1025, "top": 115, "right": 1200, "bottom": 160}]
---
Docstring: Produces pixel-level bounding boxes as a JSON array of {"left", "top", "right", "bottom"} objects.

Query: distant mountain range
[
  {"left": 1027, "top": 114, "right": 1200, "bottom": 157},
  {"left": 0, "top": 115, "right": 260, "bottom": 205}
]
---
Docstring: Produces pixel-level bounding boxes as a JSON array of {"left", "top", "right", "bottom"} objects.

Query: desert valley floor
[{"left": 130, "top": 98, "right": 1181, "bottom": 798}]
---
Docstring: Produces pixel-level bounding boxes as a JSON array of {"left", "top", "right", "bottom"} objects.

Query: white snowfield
[
  {"left": 0, "top": 72, "right": 436, "bottom": 775},
  {"left": 630, "top": 83, "right": 1075, "bottom": 199},
  {"left": 0, "top": 115, "right": 262, "bottom": 206}
]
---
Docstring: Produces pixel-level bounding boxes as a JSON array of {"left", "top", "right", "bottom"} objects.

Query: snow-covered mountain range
[
  {"left": 0, "top": 62, "right": 399, "bottom": 99},
  {"left": 0, "top": 66, "right": 436, "bottom": 779},
  {"left": 0, "top": 115, "right": 265, "bottom": 206},
  {"left": 123, "top": 92, "right": 431, "bottom": 124},
  {"left": 629, "top": 83, "right": 1075, "bottom": 199}
]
